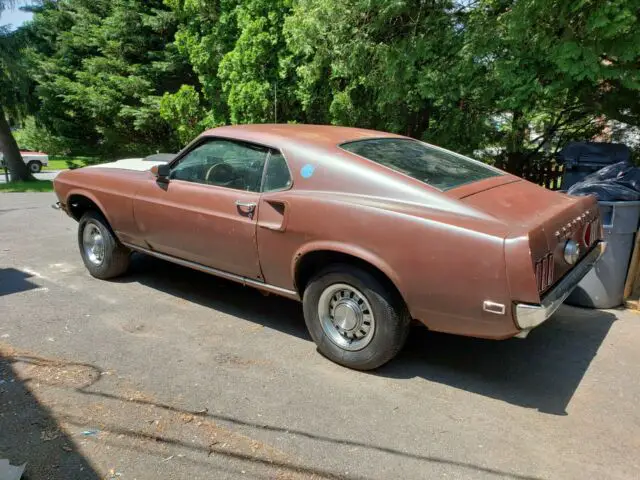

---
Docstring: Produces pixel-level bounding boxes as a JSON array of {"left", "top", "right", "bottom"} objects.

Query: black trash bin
[{"left": 558, "top": 142, "right": 631, "bottom": 190}]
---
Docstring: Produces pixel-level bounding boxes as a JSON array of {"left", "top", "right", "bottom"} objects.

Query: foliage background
[{"left": 4, "top": 0, "right": 640, "bottom": 171}]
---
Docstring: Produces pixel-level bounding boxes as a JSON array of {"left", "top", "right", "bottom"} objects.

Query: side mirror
[{"left": 151, "top": 164, "right": 170, "bottom": 183}]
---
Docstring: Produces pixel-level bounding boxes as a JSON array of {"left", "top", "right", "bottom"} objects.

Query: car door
[{"left": 133, "top": 138, "right": 269, "bottom": 279}]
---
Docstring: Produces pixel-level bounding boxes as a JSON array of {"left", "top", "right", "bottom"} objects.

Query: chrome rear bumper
[{"left": 514, "top": 241, "right": 606, "bottom": 336}]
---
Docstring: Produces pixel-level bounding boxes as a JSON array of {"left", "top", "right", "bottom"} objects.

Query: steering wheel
[{"left": 205, "top": 162, "right": 235, "bottom": 186}]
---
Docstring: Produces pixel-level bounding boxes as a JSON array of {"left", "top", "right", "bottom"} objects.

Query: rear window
[{"left": 340, "top": 138, "right": 501, "bottom": 190}]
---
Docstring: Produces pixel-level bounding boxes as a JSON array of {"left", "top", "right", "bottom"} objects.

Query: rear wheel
[
  {"left": 28, "top": 161, "right": 42, "bottom": 173},
  {"left": 303, "top": 264, "right": 410, "bottom": 370},
  {"left": 78, "top": 211, "right": 130, "bottom": 279}
]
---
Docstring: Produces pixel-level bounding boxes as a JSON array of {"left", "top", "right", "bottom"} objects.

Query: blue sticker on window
[{"left": 300, "top": 164, "right": 315, "bottom": 179}]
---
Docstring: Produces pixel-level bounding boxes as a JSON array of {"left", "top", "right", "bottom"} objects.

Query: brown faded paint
[
  {"left": 53, "top": 124, "right": 602, "bottom": 340},
  {"left": 133, "top": 173, "right": 263, "bottom": 278},
  {"left": 62, "top": 169, "right": 147, "bottom": 245}
]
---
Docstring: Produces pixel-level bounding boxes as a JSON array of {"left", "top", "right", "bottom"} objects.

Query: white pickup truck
[{"left": 0, "top": 150, "right": 49, "bottom": 173}]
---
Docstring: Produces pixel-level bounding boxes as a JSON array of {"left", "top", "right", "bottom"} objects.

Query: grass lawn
[
  {"left": 43, "top": 157, "right": 90, "bottom": 171},
  {"left": 0, "top": 180, "right": 53, "bottom": 193}
]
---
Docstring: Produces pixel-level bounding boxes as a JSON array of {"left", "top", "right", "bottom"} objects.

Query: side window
[
  {"left": 170, "top": 139, "right": 268, "bottom": 192},
  {"left": 262, "top": 151, "right": 292, "bottom": 192}
]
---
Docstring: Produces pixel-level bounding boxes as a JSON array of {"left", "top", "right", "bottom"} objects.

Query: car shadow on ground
[
  {"left": 0, "top": 268, "right": 41, "bottom": 297},
  {"left": 121, "top": 254, "right": 616, "bottom": 416},
  {"left": 378, "top": 305, "right": 617, "bottom": 415},
  {"left": 0, "top": 350, "right": 101, "bottom": 479},
  {"left": 119, "top": 254, "right": 311, "bottom": 340}
]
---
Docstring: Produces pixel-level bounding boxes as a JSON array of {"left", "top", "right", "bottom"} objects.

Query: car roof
[{"left": 201, "top": 124, "right": 406, "bottom": 151}]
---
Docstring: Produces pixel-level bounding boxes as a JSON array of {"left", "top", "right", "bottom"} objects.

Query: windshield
[{"left": 341, "top": 138, "right": 501, "bottom": 191}]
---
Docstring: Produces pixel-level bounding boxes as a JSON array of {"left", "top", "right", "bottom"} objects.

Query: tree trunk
[
  {"left": 504, "top": 110, "right": 528, "bottom": 176},
  {"left": 0, "top": 103, "right": 34, "bottom": 182}
]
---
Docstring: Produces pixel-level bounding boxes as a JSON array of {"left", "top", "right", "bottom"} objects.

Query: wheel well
[
  {"left": 294, "top": 250, "right": 405, "bottom": 305},
  {"left": 67, "top": 195, "right": 103, "bottom": 222}
]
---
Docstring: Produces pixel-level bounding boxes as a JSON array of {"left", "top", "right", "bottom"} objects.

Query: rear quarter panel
[{"left": 258, "top": 144, "right": 518, "bottom": 338}]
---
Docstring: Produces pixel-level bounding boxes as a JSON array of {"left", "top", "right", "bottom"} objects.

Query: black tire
[
  {"left": 78, "top": 211, "right": 130, "bottom": 279},
  {"left": 303, "top": 264, "right": 410, "bottom": 370},
  {"left": 28, "top": 161, "right": 42, "bottom": 173}
]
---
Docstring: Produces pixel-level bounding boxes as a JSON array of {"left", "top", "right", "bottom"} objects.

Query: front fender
[{"left": 64, "top": 187, "right": 114, "bottom": 225}]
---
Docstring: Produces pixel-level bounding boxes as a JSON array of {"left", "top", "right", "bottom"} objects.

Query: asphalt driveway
[{"left": 1, "top": 193, "right": 639, "bottom": 479}]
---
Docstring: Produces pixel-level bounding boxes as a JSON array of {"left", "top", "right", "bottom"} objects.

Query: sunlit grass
[
  {"left": 43, "top": 157, "right": 90, "bottom": 171},
  {"left": 0, "top": 180, "right": 53, "bottom": 192}
]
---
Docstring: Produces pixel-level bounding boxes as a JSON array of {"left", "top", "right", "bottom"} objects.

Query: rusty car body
[{"left": 53, "top": 124, "right": 604, "bottom": 369}]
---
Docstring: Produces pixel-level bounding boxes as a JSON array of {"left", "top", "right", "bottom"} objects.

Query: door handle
[
  {"left": 235, "top": 201, "right": 256, "bottom": 211},
  {"left": 235, "top": 201, "right": 257, "bottom": 218}
]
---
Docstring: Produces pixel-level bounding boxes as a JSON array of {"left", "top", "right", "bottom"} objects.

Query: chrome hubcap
[
  {"left": 82, "top": 223, "right": 105, "bottom": 266},
  {"left": 318, "top": 284, "right": 375, "bottom": 351}
]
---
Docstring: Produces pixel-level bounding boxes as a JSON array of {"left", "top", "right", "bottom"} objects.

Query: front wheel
[
  {"left": 303, "top": 265, "right": 410, "bottom": 370},
  {"left": 78, "top": 211, "right": 130, "bottom": 279}
]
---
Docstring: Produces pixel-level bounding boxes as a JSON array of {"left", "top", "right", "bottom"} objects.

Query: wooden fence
[{"left": 519, "top": 163, "right": 565, "bottom": 191}]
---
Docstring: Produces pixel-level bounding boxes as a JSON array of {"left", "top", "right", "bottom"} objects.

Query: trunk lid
[
  {"left": 457, "top": 179, "right": 600, "bottom": 294},
  {"left": 456, "top": 179, "right": 584, "bottom": 230}
]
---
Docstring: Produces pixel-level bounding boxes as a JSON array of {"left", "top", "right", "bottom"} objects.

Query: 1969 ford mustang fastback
[{"left": 53, "top": 124, "right": 604, "bottom": 370}]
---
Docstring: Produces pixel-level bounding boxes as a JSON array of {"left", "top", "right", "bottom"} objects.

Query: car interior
[{"left": 169, "top": 140, "right": 291, "bottom": 193}]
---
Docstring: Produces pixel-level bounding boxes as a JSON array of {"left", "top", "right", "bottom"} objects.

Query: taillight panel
[
  {"left": 583, "top": 217, "right": 601, "bottom": 247},
  {"left": 536, "top": 209, "right": 601, "bottom": 295},
  {"left": 535, "top": 252, "right": 555, "bottom": 292}
]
